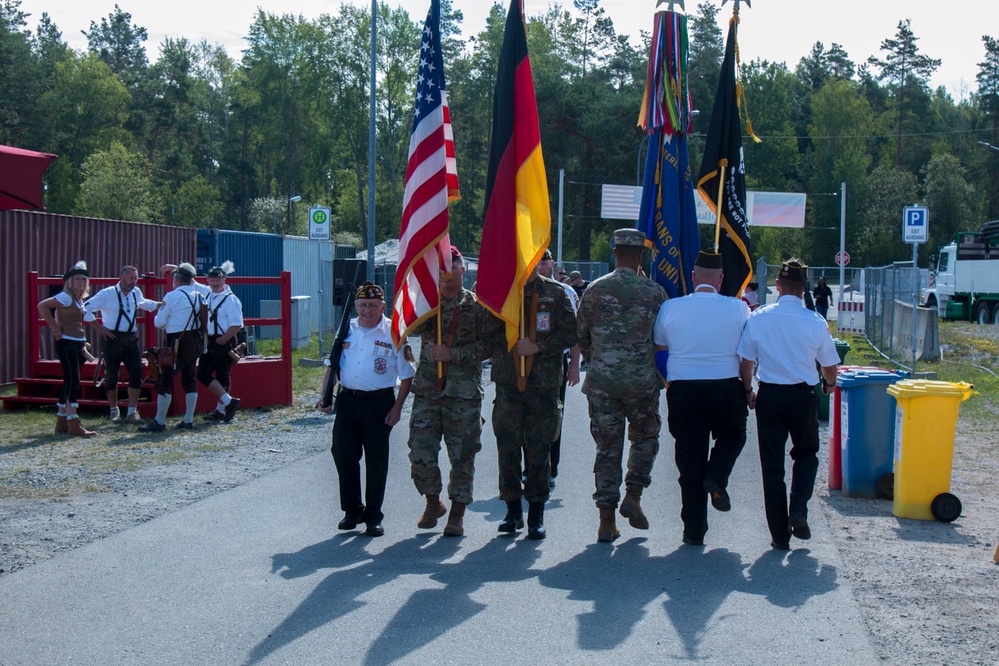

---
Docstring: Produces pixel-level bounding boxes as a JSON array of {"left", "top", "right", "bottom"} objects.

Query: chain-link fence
[
  {"left": 755, "top": 259, "right": 863, "bottom": 308},
  {"left": 863, "top": 262, "right": 932, "bottom": 370}
]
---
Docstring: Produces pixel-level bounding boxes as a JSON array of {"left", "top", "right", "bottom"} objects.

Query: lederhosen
[
  {"left": 198, "top": 292, "right": 235, "bottom": 390},
  {"left": 159, "top": 290, "right": 202, "bottom": 394},
  {"left": 104, "top": 288, "right": 143, "bottom": 390}
]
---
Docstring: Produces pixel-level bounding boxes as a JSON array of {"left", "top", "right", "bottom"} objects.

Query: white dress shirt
[
  {"left": 737, "top": 294, "right": 841, "bottom": 385},
  {"left": 84, "top": 284, "right": 157, "bottom": 332},
  {"left": 338, "top": 315, "right": 416, "bottom": 391},
  {"left": 653, "top": 287, "right": 750, "bottom": 381},
  {"left": 205, "top": 288, "right": 244, "bottom": 336},
  {"left": 154, "top": 285, "right": 204, "bottom": 334}
]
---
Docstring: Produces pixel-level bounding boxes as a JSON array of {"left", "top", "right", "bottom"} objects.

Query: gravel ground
[{"left": 2, "top": 386, "right": 997, "bottom": 664}]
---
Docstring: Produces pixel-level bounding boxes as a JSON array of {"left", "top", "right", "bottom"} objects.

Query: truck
[{"left": 920, "top": 223, "right": 999, "bottom": 324}]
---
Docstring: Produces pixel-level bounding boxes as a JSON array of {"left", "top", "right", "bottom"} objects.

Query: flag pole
[
  {"left": 713, "top": 159, "right": 728, "bottom": 253},
  {"left": 436, "top": 284, "right": 444, "bottom": 382}
]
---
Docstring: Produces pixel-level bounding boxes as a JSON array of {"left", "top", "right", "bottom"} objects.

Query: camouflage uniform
[
  {"left": 488, "top": 276, "right": 577, "bottom": 503},
  {"left": 577, "top": 267, "right": 667, "bottom": 508},
  {"left": 407, "top": 288, "right": 492, "bottom": 504}
]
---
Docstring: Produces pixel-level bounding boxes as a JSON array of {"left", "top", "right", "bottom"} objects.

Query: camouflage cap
[
  {"left": 613, "top": 228, "right": 646, "bottom": 248},
  {"left": 355, "top": 281, "right": 384, "bottom": 300}
]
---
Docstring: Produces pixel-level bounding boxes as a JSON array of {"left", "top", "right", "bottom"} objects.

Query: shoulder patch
[{"left": 404, "top": 344, "right": 415, "bottom": 363}]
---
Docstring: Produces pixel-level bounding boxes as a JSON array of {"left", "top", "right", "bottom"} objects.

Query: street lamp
[
  {"left": 979, "top": 140, "right": 999, "bottom": 153},
  {"left": 273, "top": 195, "right": 302, "bottom": 235}
]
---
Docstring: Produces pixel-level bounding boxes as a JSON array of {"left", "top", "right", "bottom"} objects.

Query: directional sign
[
  {"left": 903, "top": 206, "right": 928, "bottom": 244},
  {"left": 309, "top": 206, "right": 331, "bottom": 241},
  {"left": 835, "top": 251, "right": 850, "bottom": 266}
]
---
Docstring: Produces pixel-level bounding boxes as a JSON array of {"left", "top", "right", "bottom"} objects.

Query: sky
[{"left": 17, "top": 0, "right": 993, "bottom": 98}]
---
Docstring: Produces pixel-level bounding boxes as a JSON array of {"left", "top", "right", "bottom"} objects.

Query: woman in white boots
[{"left": 37, "top": 261, "right": 96, "bottom": 437}]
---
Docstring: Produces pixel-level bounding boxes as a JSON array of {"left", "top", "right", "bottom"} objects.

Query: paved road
[{"left": 0, "top": 380, "right": 877, "bottom": 665}]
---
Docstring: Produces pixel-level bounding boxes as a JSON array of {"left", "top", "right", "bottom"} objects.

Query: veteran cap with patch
[
  {"left": 778, "top": 259, "right": 808, "bottom": 282},
  {"left": 612, "top": 228, "right": 647, "bottom": 248},
  {"left": 355, "top": 281, "right": 385, "bottom": 300}
]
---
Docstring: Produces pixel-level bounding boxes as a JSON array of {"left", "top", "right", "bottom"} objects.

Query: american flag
[{"left": 390, "top": 0, "right": 460, "bottom": 348}]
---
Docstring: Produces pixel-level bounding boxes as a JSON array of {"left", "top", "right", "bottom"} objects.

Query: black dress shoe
[
  {"left": 175, "top": 421, "right": 194, "bottom": 430},
  {"left": 364, "top": 522, "right": 385, "bottom": 537},
  {"left": 223, "top": 397, "right": 241, "bottom": 422},
  {"left": 337, "top": 514, "right": 362, "bottom": 530},
  {"left": 703, "top": 479, "right": 731, "bottom": 512},
  {"left": 789, "top": 512, "right": 811, "bottom": 540},
  {"left": 203, "top": 410, "right": 224, "bottom": 422},
  {"left": 138, "top": 420, "right": 165, "bottom": 433},
  {"left": 682, "top": 533, "right": 704, "bottom": 546}
]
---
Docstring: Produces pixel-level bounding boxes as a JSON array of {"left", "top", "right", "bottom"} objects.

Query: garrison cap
[
  {"left": 172, "top": 262, "right": 196, "bottom": 279},
  {"left": 694, "top": 251, "right": 723, "bottom": 269},
  {"left": 542, "top": 248, "right": 553, "bottom": 261},
  {"left": 355, "top": 281, "right": 384, "bottom": 300},
  {"left": 612, "top": 228, "right": 647, "bottom": 248},
  {"left": 63, "top": 260, "right": 88, "bottom": 281},
  {"left": 778, "top": 259, "right": 808, "bottom": 282}
]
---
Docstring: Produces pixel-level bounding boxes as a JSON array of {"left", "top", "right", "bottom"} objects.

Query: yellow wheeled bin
[{"left": 886, "top": 380, "right": 974, "bottom": 522}]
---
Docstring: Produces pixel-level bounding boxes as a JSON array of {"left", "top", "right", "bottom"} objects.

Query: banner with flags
[
  {"left": 696, "top": 16, "right": 753, "bottom": 298},
  {"left": 390, "top": 0, "right": 460, "bottom": 348},
  {"left": 636, "top": 10, "right": 700, "bottom": 300},
  {"left": 476, "top": 0, "right": 550, "bottom": 350}
]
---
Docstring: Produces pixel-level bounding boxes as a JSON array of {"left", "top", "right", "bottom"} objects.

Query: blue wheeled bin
[{"left": 836, "top": 369, "right": 907, "bottom": 499}]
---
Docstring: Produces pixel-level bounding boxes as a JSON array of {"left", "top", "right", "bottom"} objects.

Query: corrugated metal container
[
  {"left": 197, "top": 229, "right": 282, "bottom": 319},
  {"left": 0, "top": 210, "right": 195, "bottom": 385},
  {"left": 282, "top": 236, "right": 358, "bottom": 337}
]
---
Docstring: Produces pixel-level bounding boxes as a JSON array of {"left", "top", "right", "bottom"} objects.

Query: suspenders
[{"left": 113, "top": 287, "right": 138, "bottom": 333}]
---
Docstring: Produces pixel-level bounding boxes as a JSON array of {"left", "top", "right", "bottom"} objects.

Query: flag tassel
[{"left": 713, "top": 159, "right": 728, "bottom": 253}]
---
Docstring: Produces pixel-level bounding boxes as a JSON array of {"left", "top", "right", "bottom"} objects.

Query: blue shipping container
[{"left": 197, "top": 229, "right": 283, "bottom": 319}]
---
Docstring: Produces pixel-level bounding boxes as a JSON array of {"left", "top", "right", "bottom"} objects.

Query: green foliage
[{"left": 75, "top": 141, "right": 156, "bottom": 222}]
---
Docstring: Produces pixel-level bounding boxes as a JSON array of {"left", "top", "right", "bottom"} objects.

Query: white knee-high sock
[
  {"left": 185, "top": 392, "right": 198, "bottom": 423},
  {"left": 156, "top": 394, "right": 171, "bottom": 424}
]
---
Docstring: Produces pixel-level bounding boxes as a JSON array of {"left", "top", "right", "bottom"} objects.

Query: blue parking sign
[{"left": 903, "top": 206, "right": 928, "bottom": 244}]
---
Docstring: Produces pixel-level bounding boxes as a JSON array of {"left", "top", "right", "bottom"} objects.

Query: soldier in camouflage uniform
[
  {"left": 407, "top": 248, "right": 492, "bottom": 537},
  {"left": 487, "top": 262, "right": 577, "bottom": 540},
  {"left": 577, "top": 228, "right": 668, "bottom": 542}
]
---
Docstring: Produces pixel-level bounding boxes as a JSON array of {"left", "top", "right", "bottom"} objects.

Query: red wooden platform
[{"left": 2, "top": 271, "right": 294, "bottom": 416}]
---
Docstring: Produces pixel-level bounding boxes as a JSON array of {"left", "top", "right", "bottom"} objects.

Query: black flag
[{"left": 696, "top": 18, "right": 752, "bottom": 298}]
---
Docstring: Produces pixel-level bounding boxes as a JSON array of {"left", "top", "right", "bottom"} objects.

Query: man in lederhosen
[
  {"left": 84, "top": 265, "right": 159, "bottom": 424},
  {"left": 140, "top": 262, "right": 204, "bottom": 432},
  {"left": 198, "top": 262, "right": 243, "bottom": 423}
]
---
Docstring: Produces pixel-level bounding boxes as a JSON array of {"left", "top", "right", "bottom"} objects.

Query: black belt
[
  {"left": 670, "top": 377, "right": 741, "bottom": 385},
  {"left": 110, "top": 330, "right": 137, "bottom": 336},
  {"left": 339, "top": 387, "right": 394, "bottom": 398},
  {"left": 759, "top": 382, "right": 813, "bottom": 389}
]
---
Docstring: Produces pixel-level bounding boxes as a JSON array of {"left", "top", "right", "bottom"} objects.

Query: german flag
[{"left": 476, "top": 0, "right": 550, "bottom": 350}]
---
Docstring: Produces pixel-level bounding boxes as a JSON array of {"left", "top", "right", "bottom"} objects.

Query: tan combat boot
[
  {"left": 417, "top": 494, "right": 447, "bottom": 529},
  {"left": 55, "top": 415, "right": 68, "bottom": 435},
  {"left": 442, "top": 501, "right": 467, "bottom": 537},
  {"left": 598, "top": 507, "right": 620, "bottom": 542},
  {"left": 619, "top": 486, "right": 649, "bottom": 529},
  {"left": 67, "top": 417, "right": 96, "bottom": 438}
]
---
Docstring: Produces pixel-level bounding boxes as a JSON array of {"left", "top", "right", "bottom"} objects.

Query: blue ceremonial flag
[{"left": 638, "top": 128, "right": 700, "bottom": 299}]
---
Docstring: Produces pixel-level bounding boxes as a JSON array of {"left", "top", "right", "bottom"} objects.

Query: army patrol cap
[
  {"left": 569, "top": 270, "right": 582, "bottom": 280},
  {"left": 355, "top": 281, "right": 384, "bottom": 300},
  {"left": 694, "top": 251, "right": 723, "bottom": 269},
  {"left": 778, "top": 259, "right": 808, "bottom": 282},
  {"left": 612, "top": 228, "right": 647, "bottom": 248},
  {"left": 172, "top": 262, "right": 196, "bottom": 279}
]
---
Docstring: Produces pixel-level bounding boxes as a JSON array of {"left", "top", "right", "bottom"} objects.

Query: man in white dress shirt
[
  {"left": 653, "top": 251, "right": 754, "bottom": 547},
  {"left": 327, "top": 281, "right": 416, "bottom": 537},
  {"left": 140, "top": 262, "right": 204, "bottom": 433},
  {"left": 84, "top": 265, "right": 159, "bottom": 423},
  {"left": 737, "top": 259, "right": 840, "bottom": 550},
  {"left": 198, "top": 262, "right": 243, "bottom": 423}
]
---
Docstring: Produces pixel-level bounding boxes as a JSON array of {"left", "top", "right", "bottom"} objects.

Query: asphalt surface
[{"left": 0, "top": 381, "right": 878, "bottom": 665}]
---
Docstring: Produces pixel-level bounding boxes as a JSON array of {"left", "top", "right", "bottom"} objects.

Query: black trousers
[
  {"left": 55, "top": 339, "right": 84, "bottom": 404},
  {"left": 550, "top": 351, "right": 570, "bottom": 477},
  {"left": 103, "top": 331, "right": 143, "bottom": 390},
  {"left": 755, "top": 382, "right": 820, "bottom": 544},
  {"left": 331, "top": 389, "right": 396, "bottom": 523},
  {"left": 197, "top": 335, "right": 233, "bottom": 390},
  {"left": 157, "top": 331, "right": 201, "bottom": 394},
  {"left": 666, "top": 378, "right": 748, "bottom": 540}
]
